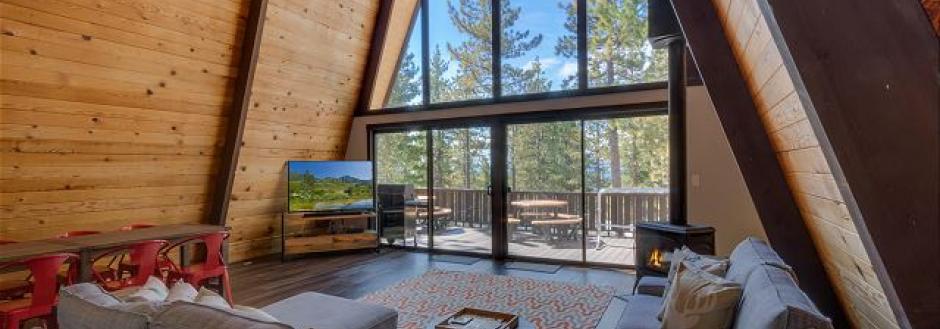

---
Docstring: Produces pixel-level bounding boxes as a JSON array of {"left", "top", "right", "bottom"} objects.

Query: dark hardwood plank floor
[{"left": 229, "top": 249, "right": 636, "bottom": 308}]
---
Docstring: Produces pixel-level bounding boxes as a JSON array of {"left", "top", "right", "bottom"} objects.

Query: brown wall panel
[
  {"left": 712, "top": 0, "right": 899, "bottom": 327},
  {"left": 225, "top": 0, "right": 378, "bottom": 262},
  {"left": 0, "top": 0, "right": 246, "bottom": 239}
]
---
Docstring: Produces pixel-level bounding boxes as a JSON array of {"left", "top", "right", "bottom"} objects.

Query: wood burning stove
[
  {"left": 636, "top": 0, "right": 716, "bottom": 281},
  {"left": 635, "top": 222, "right": 715, "bottom": 278}
]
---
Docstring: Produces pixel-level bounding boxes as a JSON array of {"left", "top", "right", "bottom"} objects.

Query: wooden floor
[{"left": 229, "top": 250, "right": 636, "bottom": 316}]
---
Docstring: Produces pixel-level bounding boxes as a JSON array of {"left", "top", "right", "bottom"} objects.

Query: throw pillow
[
  {"left": 124, "top": 276, "right": 169, "bottom": 303},
  {"left": 166, "top": 282, "right": 198, "bottom": 303},
  {"left": 233, "top": 305, "right": 280, "bottom": 322},
  {"left": 661, "top": 261, "right": 743, "bottom": 329},
  {"left": 659, "top": 246, "right": 730, "bottom": 320},
  {"left": 195, "top": 287, "right": 231, "bottom": 310},
  {"left": 63, "top": 283, "right": 122, "bottom": 307}
]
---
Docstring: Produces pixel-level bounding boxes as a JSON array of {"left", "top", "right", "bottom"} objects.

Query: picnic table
[{"left": 509, "top": 199, "right": 581, "bottom": 241}]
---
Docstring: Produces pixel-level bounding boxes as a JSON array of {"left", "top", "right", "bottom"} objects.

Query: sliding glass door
[
  {"left": 430, "top": 127, "right": 492, "bottom": 253},
  {"left": 371, "top": 108, "right": 669, "bottom": 266},
  {"left": 506, "top": 121, "right": 584, "bottom": 262},
  {"left": 374, "top": 130, "right": 427, "bottom": 247}
]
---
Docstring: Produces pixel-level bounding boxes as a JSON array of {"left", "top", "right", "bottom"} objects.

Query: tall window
[
  {"left": 500, "top": 1, "right": 578, "bottom": 95},
  {"left": 386, "top": 7, "right": 424, "bottom": 108},
  {"left": 380, "top": 0, "right": 667, "bottom": 109},
  {"left": 429, "top": 0, "right": 493, "bottom": 103},
  {"left": 587, "top": 0, "right": 667, "bottom": 87}
]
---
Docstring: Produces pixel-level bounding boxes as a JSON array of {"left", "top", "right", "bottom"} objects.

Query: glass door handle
[{"left": 486, "top": 185, "right": 492, "bottom": 196}]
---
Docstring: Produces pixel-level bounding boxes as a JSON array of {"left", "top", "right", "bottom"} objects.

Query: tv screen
[{"left": 287, "top": 161, "right": 374, "bottom": 213}]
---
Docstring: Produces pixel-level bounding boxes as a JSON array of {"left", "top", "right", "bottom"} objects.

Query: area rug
[
  {"left": 359, "top": 270, "right": 616, "bottom": 329},
  {"left": 504, "top": 261, "right": 562, "bottom": 274}
]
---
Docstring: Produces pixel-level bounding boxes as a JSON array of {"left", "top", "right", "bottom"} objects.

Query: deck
[{"left": 401, "top": 227, "right": 636, "bottom": 265}]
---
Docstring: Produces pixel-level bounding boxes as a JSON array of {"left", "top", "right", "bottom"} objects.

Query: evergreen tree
[{"left": 387, "top": 52, "right": 421, "bottom": 106}]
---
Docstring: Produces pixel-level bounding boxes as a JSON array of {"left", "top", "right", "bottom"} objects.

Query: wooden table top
[
  {"left": 0, "top": 224, "right": 224, "bottom": 262},
  {"left": 0, "top": 240, "right": 79, "bottom": 262},
  {"left": 53, "top": 224, "right": 225, "bottom": 249},
  {"left": 510, "top": 199, "right": 568, "bottom": 208}
]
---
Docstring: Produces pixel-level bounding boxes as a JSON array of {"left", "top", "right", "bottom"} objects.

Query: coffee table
[{"left": 427, "top": 314, "right": 536, "bottom": 329}]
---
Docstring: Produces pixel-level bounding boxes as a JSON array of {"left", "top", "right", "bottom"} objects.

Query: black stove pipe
[{"left": 667, "top": 40, "right": 687, "bottom": 226}]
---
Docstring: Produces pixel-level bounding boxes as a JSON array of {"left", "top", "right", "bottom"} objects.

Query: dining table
[{"left": 0, "top": 224, "right": 227, "bottom": 282}]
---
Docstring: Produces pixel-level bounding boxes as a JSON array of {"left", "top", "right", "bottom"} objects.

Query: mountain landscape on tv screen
[{"left": 288, "top": 163, "right": 373, "bottom": 212}]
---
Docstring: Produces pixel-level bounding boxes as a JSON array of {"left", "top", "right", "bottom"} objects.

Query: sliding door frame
[{"left": 368, "top": 101, "right": 667, "bottom": 268}]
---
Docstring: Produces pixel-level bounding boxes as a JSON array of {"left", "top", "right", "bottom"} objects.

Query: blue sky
[
  {"left": 289, "top": 161, "right": 372, "bottom": 180},
  {"left": 405, "top": 0, "right": 577, "bottom": 90}
]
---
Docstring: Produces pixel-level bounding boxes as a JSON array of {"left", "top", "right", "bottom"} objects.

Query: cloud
[
  {"left": 558, "top": 61, "right": 578, "bottom": 78},
  {"left": 522, "top": 57, "right": 561, "bottom": 70}
]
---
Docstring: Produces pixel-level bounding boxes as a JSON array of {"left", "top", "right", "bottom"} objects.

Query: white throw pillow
[
  {"left": 661, "top": 261, "right": 743, "bottom": 329},
  {"left": 659, "top": 247, "right": 729, "bottom": 320},
  {"left": 166, "top": 282, "right": 198, "bottom": 303},
  {"left": 124, "top": 276, "right": 169, "bottom": 303},
  {"left": 195, "top": 287, "right": 231, "bottom": 309},
  {"left": 233, "top": 305, "right": 280, "bottom": 322}
]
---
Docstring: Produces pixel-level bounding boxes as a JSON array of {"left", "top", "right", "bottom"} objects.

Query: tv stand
[{"left": 280, "top": 212, "right": 378, "bottom": 261}]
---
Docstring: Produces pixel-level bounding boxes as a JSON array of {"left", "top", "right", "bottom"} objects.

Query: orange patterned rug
[{"left": 359, "top": 270, "right": 617, "bottom": 329}]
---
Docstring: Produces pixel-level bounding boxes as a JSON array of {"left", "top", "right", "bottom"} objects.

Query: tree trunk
[{"left": 608, "top": 121, "right": 622, "bottom": 188}]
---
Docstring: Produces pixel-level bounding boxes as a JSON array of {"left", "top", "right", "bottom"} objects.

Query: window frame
[{"left": 360, "top": 0, "right": 681, "bottom": 116}]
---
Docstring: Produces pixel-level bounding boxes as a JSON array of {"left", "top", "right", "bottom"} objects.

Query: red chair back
[
  {"left": 57, "top": 230, "right": 100, "bottom": 238},
  {"left": 94, "top": 240, "right": 166, "bottom": 289},
  {"left": 0, "top": 254, "right": 77, "bottom": 307},
  {"left": 120, "top": 224, "right": 155, "bottom": 231}
]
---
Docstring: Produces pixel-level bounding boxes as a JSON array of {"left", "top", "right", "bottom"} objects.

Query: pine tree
[{"left": 387, "top": 52, "right": 421, "bottom": 107}]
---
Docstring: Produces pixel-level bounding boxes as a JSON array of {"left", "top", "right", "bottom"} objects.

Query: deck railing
[{"left": 414, "top": 188, "right": 669, "bottom": 231}]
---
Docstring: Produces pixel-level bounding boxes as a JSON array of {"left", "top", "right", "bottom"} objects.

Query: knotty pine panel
[
  {"left": 0, "top": 0, "right": 247, "bottom": 241},
  {"left": 225, "top": 0, "right": 378, "bottom": 262},
  {"left": 712, "top": 0, "right": 899, "bottom": 327}
]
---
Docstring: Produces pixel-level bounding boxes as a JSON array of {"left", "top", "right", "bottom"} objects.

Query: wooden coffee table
[{"left": 427, "top": 311, "right": 536, "bottom": 329}]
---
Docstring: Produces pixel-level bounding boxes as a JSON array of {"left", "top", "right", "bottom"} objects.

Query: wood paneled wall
[
  {"left": 0, "top": 0, "right": 377, "bottom": 262},
  {"left": 0, "top": 0, "right": 246, "bottom": 239},
  {"left": 711, "top": 0, "right": 899, "bottom": 327},
  {"left": 224, "top": 0, "right": 379, "bottom": 261}
]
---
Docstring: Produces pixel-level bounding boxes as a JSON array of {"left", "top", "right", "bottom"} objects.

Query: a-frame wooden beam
[
  {"left": 757, "top": 0, "right": 939, "bottom": 326},
  {"left": 209, "top": 0, "right": 270, "bottom": 226},
  {"left": 355, "top": 0, "right": 395, "bottom": 115},
  {"left": 668, "top": 1, "right": 848, "bottom": 327}
]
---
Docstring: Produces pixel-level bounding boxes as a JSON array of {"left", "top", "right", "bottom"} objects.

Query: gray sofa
[
  {"left": 58, "top": 284, "right": 397, "bottom": 329},
  {"left": 615, "top": 237, "right": 835, "bottom": 329}
]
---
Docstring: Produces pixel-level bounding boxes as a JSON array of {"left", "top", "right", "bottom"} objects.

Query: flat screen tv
[{"left": 287, "top": 161, "right": 374, "bottom": 213}]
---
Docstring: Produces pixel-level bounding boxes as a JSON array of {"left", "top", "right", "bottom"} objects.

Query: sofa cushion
[
  {"left": 264, "top": 292, "right": 397, "bottom": 329},
  {"left": 152, "top": 302, "right": 292, "bottom": 329},
  {"left": 732, "top": 265, "right": 833, "bottom": 329},
  {"left": 726, "top": 237, "right": 794, "bottom": 284},
  {"left": 195, "top": 287, "right": 231, "bottom": 309},
  {"left": 167, "top": 282, "right": 198, "bottom": 303},
  {"left": 58, "top": 284, "right": 150, "bottom": 329},
  {"left": 661, "top": 262, "right": 742, "bottom": 329},
  {"left": 614, "top": 294, "right": 664, "bottom": 329}
]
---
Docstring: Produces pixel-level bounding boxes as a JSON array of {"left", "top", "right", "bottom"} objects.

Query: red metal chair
[
  {"left": 0, "top": 241, "right": 32, "bottom": 302},
  {"left": 115, "top": 224, "right": 158, "bottom": 277},
  {"left": 56, "top": 230, "right": 101, "bottom": 239},
  {"left": 54, "top": 231, "right": 103, "bottom": 283},
  {"left": 119, "top": 224, "right": 155, "bottom": 231},
  {"left": 92, "top": 240, "right": 166, "bottom": 291},
  {"left": 0, "top": 253, "right": 77, "bottom": 329},
  {"left": 161, "top": 231, "right": 232, "bottom": 304}
]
